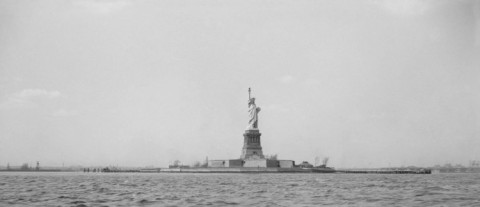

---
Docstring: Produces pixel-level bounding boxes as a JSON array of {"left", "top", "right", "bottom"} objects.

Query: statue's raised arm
[{"left": 246, "top": 88, "right": 261, "bottom": 130}]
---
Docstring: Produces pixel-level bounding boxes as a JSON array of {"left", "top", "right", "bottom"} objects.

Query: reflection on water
[{"left": 1, "top": 172, "right": 480, "bottom": 206}]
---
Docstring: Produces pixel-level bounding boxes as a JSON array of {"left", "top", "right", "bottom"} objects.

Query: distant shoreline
[
  {"left": 0, "top": 167, "right": 436, "bottom": 174},
  {"left": 0, "top": 169, "right": 63, "bottom": 172}
]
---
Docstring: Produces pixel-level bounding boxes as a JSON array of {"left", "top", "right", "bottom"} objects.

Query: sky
[{"left": 1, "top": 0, "right": 479, "bottom": 168}]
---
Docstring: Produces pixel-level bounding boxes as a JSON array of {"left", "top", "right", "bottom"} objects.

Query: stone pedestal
[{"left": 240, "top": 129, "right": 265, "bottom": 159}]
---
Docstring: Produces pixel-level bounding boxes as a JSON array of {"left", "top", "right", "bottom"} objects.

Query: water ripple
[{"left": 1, "top": 172, "right": 480, "bottom": 206}]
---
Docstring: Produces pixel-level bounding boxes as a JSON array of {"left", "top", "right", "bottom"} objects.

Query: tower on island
[{"left": 241, "top": 87, "right": 264, "bottom": 159}]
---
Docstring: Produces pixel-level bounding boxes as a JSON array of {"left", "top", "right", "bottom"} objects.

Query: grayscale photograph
[{"left": 1, "top": 0, "right": 479, "bottom": 206}]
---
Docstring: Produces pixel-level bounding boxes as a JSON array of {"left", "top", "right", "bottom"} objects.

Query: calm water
[{"left": 1, "top": 172, "right": 480, "bottom": 206}]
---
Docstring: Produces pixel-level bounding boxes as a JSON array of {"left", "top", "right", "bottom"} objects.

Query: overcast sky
[{"left": 1, "top": 0, "right": 479, "bottom": 168}]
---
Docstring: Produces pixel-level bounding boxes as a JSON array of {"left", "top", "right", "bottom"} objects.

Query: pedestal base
[{"left": 240, "top": 129, "right": 264, "bottom": 159}]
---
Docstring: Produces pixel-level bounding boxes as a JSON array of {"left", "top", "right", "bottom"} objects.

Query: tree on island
[
  {"left": 322, "top": 157, "right": 329, "bottom": 167},
  {"left": 191, "top": 157, "right": 209, "bottom": 168},
  {"left": 443, "top": 163, "right": 453, "bottom": 168},
  {"left": 266, "top": 154, "right": 278, "bottom": 160},
  {"left": 192, "top": 161, "right": 201, "bottom": 168},
  {"left": 172, "top": 160, "right": 181, "bottom": 167},
  {"left": 202, "top": 156, "right": 208, "bottom": 167},
  {"left": 20, "top": 163, "right": 29, "bottom": 170},
  {"left": 314, "top": 156, "right": 329, "bottom": 167}
]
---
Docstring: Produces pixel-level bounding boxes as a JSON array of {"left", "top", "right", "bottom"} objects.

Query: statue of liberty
[{"left": 247, "top": 88, "right": 261, "bottom": 130}]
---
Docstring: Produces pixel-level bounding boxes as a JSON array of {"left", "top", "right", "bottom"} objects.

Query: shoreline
[{"left": 0, "top": 167, "right": 434, "bottom": 174}]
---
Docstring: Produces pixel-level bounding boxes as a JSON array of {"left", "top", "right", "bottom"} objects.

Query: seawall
[{"left": 139, "top": 167, "right": 336, "bottom": 173}]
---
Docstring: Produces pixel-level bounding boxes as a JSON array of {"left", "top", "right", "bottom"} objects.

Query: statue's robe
[{"left": 247, "top": 103, "right": 260, "bottom": 130}]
